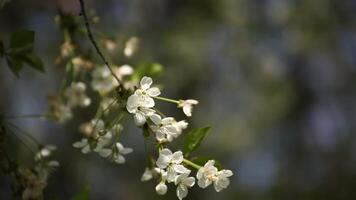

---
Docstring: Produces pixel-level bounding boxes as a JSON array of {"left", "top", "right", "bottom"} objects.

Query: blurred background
[{"left": 1, "top": 0, "right": 356, "bottom": 199}]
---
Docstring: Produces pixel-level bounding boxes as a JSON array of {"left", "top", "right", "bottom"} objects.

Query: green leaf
[
  {"left": 183, "top": 126, "right": 211, "bottom": 157},
  {"left": 9, "top": 29, "right": 34, "bottom": 54},
  {"left": 132, "top": 62, "right": 163, "bottom": 81},
  {"left": 71, "top": 184, "right": 90, "bottom": 200},
  {"left": 23, "top": 53, "right": 45, "bottom": 72},
  {"left": 6, "top": 55, "right": 23, "bottom": 77}
]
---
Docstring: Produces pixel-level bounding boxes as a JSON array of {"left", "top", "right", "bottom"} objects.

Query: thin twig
[{"left": 78, "top": 0, "right": 123, "bottom": 87}]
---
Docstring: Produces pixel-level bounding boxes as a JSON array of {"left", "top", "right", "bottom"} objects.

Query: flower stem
[
  {"left": 183, "top": 159, "right": 201, "bottom": 170},
  {"left": 153, "top": 96, "right": 180, "bottom": 104}
]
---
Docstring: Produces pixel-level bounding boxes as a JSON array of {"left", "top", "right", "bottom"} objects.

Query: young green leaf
[
  {"left": 183, "top": 126, "right": 211, "bottom": 157},
  {"left": 23, "top": 53, "right": 45, "bottom": 72},
  {"left": 132, "top": 62, "right": 163, "bottom": 81},
  {"left": 5, "top": 55, "right": 23, "bottom": 77},
  {"left": 9, "top": 29, "right": 34, "bottom": 54}
]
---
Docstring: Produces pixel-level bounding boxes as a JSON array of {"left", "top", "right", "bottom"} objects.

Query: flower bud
[{"left": 155, "top": 182, "right": 167, "bottom": 195}]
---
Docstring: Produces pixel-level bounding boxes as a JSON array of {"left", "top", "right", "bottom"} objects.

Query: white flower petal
[
  {"left": 171, "top": 151, "right": 183, "bottom": 164},
  {"left": 173, "top": 164, "right": 190, "bottom": 174},
  {"left": 183, "top": 177, "right": 195, "bottom": 187},
  {"left": 141, "top": 168, "right": 153, "bottom": 182},
  {"left": 81, "top": 145, "right": 91, "bottom": 154},
  {"left": 146, "top": 87, "right": 161, "bottom": 97},
  {"left": 150, "top": 114, "right": 162, "bottom": 125},
  {"left": 134, "top": 113, "right": 146, "bottom": 126},
  {"left": 176, "top": 185, "right": 188, "bottom": 200},
  {"left": 140, "top": 76, "right": 153, "bottom": 90},
  {"left": 121, "top": 147, "right": 133, "bottom": 155},
  {"left": 115, "top": 155, "right": 126, "bottom": 164},
  {"left": 98, "top": 149, "right": 112, "bottom": 157}
]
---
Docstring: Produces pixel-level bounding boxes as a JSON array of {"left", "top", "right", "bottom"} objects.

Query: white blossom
[
  {"left": 175, "top": 172, "right": 195, "bottom": 200},
  {"left": 109, "top": 142, "right": 133, "bottom": 164},
  {"left": 196, "top": 160, "right": 233, "bottom": 192},
  {"left": 124, "top": 37, "right": 139, "bottom": 57},
  {"left": 35, "top": 145, "right": 56, "bottom": 161},
  {"left": 150, "top": 114, "right": 188, "bottom": 142},
  {"left": 91, "top": 67, "right": 116, "bottom": 93},
  {"left": 135, "top": 76, "right": 161, "bottom": 99},
  {"left": 126, "top": 93, "right": 156, "bottom": 126},
  {"left": 72, "top": 138, "right": 91, "bottom": 154},
  {"left": 141, "top": 167, "right": 161, "bottom": 182},
  {"left": 214, "top": 169, "right": 234, "bottom": 192},
  {"left": 126, "top": 76, "right": 161, "bottom": 126},
  {"left": 47, "top": 96, "right": 73, "bottom": 123},
  {"left": 79, "top": 119, "right": 106, "bottom": 137},
  {"left": 64, "top": 82, "right": 91, "bottom": 107},
  {"left": 55, "top": 104, "right": 73, "bottom": 123},
  {"left": 114, "top": 64, "right": 134, "bottom": 79},
  {"left": 178, "top": 99, "right": 199, "bottom": 117},
  {"left": 156, "top": 148, "right": 190, "bottom": 182}
]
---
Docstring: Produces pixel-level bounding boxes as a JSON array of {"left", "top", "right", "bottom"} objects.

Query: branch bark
[{"left": 78, "top": 0, "right": 123, "bottom": 87}]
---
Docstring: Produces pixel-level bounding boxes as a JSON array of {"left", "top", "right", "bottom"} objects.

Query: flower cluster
[
  {"left": 73, "top": 119, "right": 133, "bottom": 164},
  {"left": 19, "top": 145, "right": 59, "bottom": 200},
  {"left": 46, "top": 81, "right": 91, "bottom": 123},
  {"left": 141, "top": 149, "right": 233, "bottom": 199},
  {"left": 125, "top": 76, "right": 232, "bottom": 199},
  {"left": 50, "top": 13, "right": 233, "bottom": 199}
]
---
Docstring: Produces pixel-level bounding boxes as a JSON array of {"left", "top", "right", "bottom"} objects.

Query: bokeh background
[{"left": 1, "top": 0, "right": 356, "bottom": 199}]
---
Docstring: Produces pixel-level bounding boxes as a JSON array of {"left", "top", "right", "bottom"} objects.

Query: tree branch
[{"left": 78, "top": 0, "right": 123, "bottom": 87}]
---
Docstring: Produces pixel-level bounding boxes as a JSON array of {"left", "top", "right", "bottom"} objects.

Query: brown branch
[{"left": 78, "top": 0, "right": 123, "bottom": 87}]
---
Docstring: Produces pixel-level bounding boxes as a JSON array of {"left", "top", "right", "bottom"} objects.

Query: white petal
[
  {"left": 171, "top": 151, "right": 183, "bottom": 164},
  {"left": 176, "top": 185, "right": 188, "bottom": 200},
  {"left": 121, "top": 147, "right": 133, "bottom": 155},
  {"left": 140, "top": 76, "right": 153, "bottom": 90},
  {"left": 183, "top": 105, "right": 192, "bottom": 117},
  {"left": 134, "top": 113, "right": 146, "bottom": 126},
  {"left": 146, "top": 87, "right": 161, "bottom": 97},
  {"left": 161, "top": 117, "right": 175, "bottom": 125},
  {"left": 115, "top": 154, "right": 126, "bottom": 164},
  {"left": 98, "top": 149, "right": 112, "bottom": 157},
  {"left": 186, "top": 99, "right": 199, "bottom": 105},
  {"left": 156, "top": 149, "right": 172, "bottom": 169},
  {"left": 150, "top": 114, "right": 162, "bottom": 125},
  {"left": 117, "top": 65, "right": 133, "bottom": 76},
  {"left": 167, "top": 167, "right": 178, "bottom": 182},
  {"left": 126, "top": 95, "right": 139, "bottom": 113},
  {"left": 198, "top": 177, "right": 212, "bottom": 188},
  {"left": 196, "top": 168, "right": 204, "bottom": 179},
  {"left": 142, "top": 97, "right": 155, "bottom": 108},
  {"left": 205, "top": 160, "right": 216, "bottom": 168},
  {"left": 183, "top": 177, "right": 195, "bottom": 187},
  {"left": 173, "top": 164, "right": 190, "bottom": 174},
  {"left": 155, "top": 131, "right": 167, "bottom": 142},
  {"left": 116, "top": 142, "right": 124, "bottom": 151},
  {"left": 141, "top": 168, "right": 153, "bottom": 182},
  {"left": 81, "top": 145, "right": 91, "bottom": 154},
  {"left": 73, "top": 139, "right": 87, "bottom": 148},
  {"left": 140, "top": 107, "right": 156, "bottom": 116},
  {"left": 219, "top": 169, "right": 233, "bottom": 178}
]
